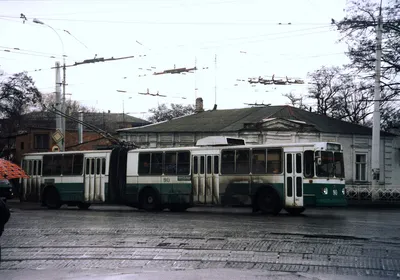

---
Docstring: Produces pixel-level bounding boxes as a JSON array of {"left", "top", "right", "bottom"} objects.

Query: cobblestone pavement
[{"left": 1, "top": 205, "right": 400, "bottom": 279}]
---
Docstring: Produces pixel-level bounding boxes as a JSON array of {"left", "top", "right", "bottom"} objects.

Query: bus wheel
[
  {"left": 139, "top": 188, "right": 161, "bottom": 212},
  {"left": 77, "top": 203, "right": 91, "bottom": 210},
  {"left": 286, "top": 207, "right": 305, "bottom": 216},
  {"left": 169, "top": 205, "right": 188, "bottom": 212},
  {"left": 257, "top": 188, "right": 282, "bottom": 215},
  {"left": 44, "top": 187, "right": 61, "bottom": 210}
]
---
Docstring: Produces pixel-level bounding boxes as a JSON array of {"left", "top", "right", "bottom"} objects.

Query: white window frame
[{"left": 354, "top": 152, "right": 368, "bottom": 182}]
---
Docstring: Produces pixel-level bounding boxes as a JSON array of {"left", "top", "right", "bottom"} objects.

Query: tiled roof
[{"left": 118, "top": 105, "right": 394, "bottom": 136}]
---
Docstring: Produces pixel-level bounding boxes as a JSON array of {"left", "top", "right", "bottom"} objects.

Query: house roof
[
  {"left": 18, "top": 111, "right": 150, "bottom": 132},
  {"left": 117, "top": 105, "right": 394, "bottom": 136}
]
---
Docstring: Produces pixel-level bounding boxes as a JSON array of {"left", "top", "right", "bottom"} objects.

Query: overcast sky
[{"left": 0, "top": 0, "right": 351, "bottom": 119}]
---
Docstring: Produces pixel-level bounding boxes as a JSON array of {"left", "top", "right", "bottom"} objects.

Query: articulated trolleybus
[{"left": 21, "top": 136, "right": 346, "bottom": 215}]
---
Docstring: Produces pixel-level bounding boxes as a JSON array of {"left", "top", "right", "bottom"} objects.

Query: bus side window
[
  {"left": 193, "top": 156, "right": 198, "bottom": 174},
  {"left": 33, "top": 160, "right": 37, "bottom": 175},
  {"left": 177, "top": 151, "right": 190, "bottom": 175},
  {"left": 267, "top": 149, "right": 282, "bottom": 174},
  {"left": 96, "top": 158, "right": 101, "bottom": 175},
  {"left": 304, "top": 151, "right": 314, "bottom": 178},
  {"left": 200, "top": 156, "right": 205, "bottom": 174},
  {"left": 252, "top": 149, "right": 266, "bottom": 174},
  {"left": 53, "top": 155, "right": 63, "bottom": 175},
  {"left": 214, "top": 156, "right": 219, "bottom": 174},
  {"left": 221, "top": 150, "right": 235, "bottom": 174},
  {"left": 72, "top": 154, "right": 84, "bottom": 175},
  {"left": 236, "top": 149, "right": 250, "bottom": 174},
  {"left": 138, "top": 153, "right": 150, "bottom": 175},
  {"left": 85, "top": 158, "right": 92, "bottom": 175},
  {"left": 207, "top": 156, "right": 212, "bottom": 174},
  {"left": 42, "top": 155, "right": 53, "bottom": 176},
  {"left": 63, "top": 154, "right": 74, "bottom": 175},
  {"left": 151, "top": 153, "right": 163, "bottom": 175},
  {"left": 38, "top": 160, "right": 42, "bottom": 176},
  {"left": 164, "top": 152, "right": 177, "bottom": 175}
]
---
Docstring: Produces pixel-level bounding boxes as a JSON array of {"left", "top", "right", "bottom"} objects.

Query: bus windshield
[{"left": 316, "top": 151, "right": 344, "bottom": 178}]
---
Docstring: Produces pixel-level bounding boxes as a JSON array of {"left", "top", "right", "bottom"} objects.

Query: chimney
[
  {"left": 108, "top": 110, "right": 111, "bottom": 113},
  {"left": 195, "top": 97, "right": 204, "bottom": 113}
]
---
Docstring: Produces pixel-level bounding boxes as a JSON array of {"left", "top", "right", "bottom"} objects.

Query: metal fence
[{"left": 345, "top": 186, "right": 400, "bottom": 204}]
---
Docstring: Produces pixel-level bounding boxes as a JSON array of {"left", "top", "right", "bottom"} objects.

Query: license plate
[{"left": 333, "top": 189, "right": 338, "bottom": 196}]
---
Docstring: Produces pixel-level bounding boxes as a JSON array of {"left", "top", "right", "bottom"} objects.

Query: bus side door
[
  {"left": 192, "top": 154, "right": 219, "bottom": 204},
  {"left": 84, "top": 156, "right": 106, "bottom": 202},
  {"left": 284, "top": 152, "right": 304, "bottom": 207}
]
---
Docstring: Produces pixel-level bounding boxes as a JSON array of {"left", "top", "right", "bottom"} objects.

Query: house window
[
  {"left": 34, "top": 134, "right": 49, "bottom": 149},
  {"left": 355, "top": 154, "right": 367, "bottom": 181},
  {"left": 20, "top": 142, "right": 24, "bottom": 150}
]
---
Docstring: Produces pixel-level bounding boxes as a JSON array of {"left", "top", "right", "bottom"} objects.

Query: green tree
[
  {"left": 0, "top": 72, "right": 42, "bottom": 133},
  {"left": 0, "top": 72, "right": 42, "bottom": 118}
]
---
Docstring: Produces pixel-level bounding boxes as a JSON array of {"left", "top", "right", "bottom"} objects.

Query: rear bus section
[{"left": 21, "top": 150, "right": 119, "bottom": 209}]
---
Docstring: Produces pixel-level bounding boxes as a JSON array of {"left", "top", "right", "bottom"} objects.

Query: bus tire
[
  {"left": 43, "top": 187, "right": 61, "bottom": 210},
  {"left": 77, "top": 203, "right": 91, "bottom": 210},
  {"left": 256, "top": 187, "right": 282, "bottom": 215},
  {"left": 285, "top": 207, "right": 305, "bottom": 216},
  {"left": 139, "top": 187, "right": 161, "bottom": 212}
]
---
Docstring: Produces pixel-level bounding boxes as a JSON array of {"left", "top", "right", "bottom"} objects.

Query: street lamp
[{"left": 32, "top": 18, "right": 66, "bottom": 152}]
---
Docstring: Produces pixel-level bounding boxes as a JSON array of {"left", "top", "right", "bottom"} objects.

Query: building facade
[{"left": 117, "top": 102, "right": 400, "bottom": 189}]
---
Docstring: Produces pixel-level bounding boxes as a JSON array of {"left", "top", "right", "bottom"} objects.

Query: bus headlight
[
  {"left": 321, "top": 187, "right": 328, "bottom": 195},
  {"left": 342, "top": 188, "right": 345, "bottom": 195}
]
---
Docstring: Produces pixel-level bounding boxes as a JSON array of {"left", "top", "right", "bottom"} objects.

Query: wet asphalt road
[{"left": 1, "top": 204, "right": 400, "bottom": 279}]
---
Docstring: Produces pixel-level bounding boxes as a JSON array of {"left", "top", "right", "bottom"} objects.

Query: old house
[{"left": 117, "top": 98, "right": 400, "bottom": 188}]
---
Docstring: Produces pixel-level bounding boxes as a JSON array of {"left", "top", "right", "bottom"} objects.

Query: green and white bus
[{"left": 20, "top": 137, "right": 346, "bottom": 214}]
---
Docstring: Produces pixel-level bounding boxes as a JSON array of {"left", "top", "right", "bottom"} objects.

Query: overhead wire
[{"left": 0, "top": 14, "right": 332, "bottom": 26}]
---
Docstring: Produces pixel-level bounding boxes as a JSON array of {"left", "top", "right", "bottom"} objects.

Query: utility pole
[
  {"left": 371, "top": 0, "right": 383, "bottom": 192},
  {"left": 61, "top": 62, "right": 66, "bottom": 151},
  {"left": 55, "top": 62, "right": 62, "bottom": 147}
]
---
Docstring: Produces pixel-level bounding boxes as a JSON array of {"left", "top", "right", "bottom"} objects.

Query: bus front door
[
  {"left": 192, "top": 154, "right": 219, "bottom": 205},
  {"left": 284, "top": 153, "right": 304, "bottom": 208},
  {"left": 84, "top": 157, "right": 106, "bottom": 202}
]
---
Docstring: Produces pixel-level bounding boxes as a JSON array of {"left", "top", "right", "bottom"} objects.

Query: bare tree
[
  {"left": 307, "top": 66, "right": 345, "bottom": 116},
  {"left": 282, "top": 92, "right": 308, "bottom": 110},
  {"left": 148, "top": 103, "right": 195, "bottom": 123},
  {"left": 307, "top": 66, "right": 376, "bottom": 125},
  {"left": 39, "top": 93, "right": 98, "bottom": 114},
  {"left": 334, "top": 0, "right": 400, "bottom": 96}
]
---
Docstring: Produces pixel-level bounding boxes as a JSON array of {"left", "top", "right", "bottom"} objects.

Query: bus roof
[
  {"left": 127, "top": 141, "right": 342, "bottom": 153},
  {"left": 22, "top": 150, "right": 112, "bottom": 157}
]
